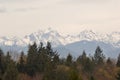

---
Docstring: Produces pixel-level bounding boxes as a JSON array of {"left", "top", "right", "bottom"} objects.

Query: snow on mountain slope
[
  {"left": 0, "top": 28, "right": 120, "bottom": 58},
  {"left": 0, "top": 28, "right": 120, "bottom": 47}
]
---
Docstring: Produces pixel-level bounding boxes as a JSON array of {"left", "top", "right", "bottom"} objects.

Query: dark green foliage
[
  {"left": 26, "top": 64, "right": 36, "bottom": 77},
  {"left": 5, "top": 52, "right": 11, "bottom": 62},
  {"left": 83, "top": 57, "right": 94, "bottom": 73},
  {"left": 27, "top": 42, "right": 38, "bottom": 64},
  {"left": 106, "top": 57, "right": 112, "bottom": 65},
  {"left": 3, "top": 52, "right": 18, "bottom": 80},
  {"left": 37, "top": 50, "right": 47, "bottom": 72},
  {"left": 4, "top": 52, "right": 11, "bottom": 72},
  {"left": 54, "top": 71, "right": 69, "bottom": 80},
  {"left": 0, "top": 42, "right": 119, "bottom": 80},
  {"left": 0, "top": 49, "right": 3, "bottom": 56},
  {"left": 38, "top": 42, "right": 43, "bottom": 54},
  {"left": 117, "top": 54, "right": 120, "bottom": 67},
  {"left": 0, "top": 49, "right": 4, "bottom": 71},
  {"left": 52, "top": 53, "right": 60, "bottom": 67},
  {"left": 66, "top": 54, "right": 73, "bottom": 66},
  {"left": 3, "top": 62, "right": 18, "bottom": 80},
  {"left": 37, "top": 42, "right": 46, "bottom": 72},
  {"left": 43, "top": 67, "right": 80, "bottom": 80},
  {"left": 17, "top": 51, "right": 25, "bottom": 73},
  {"left": 59, "top": 58, "right": 66, "bottom": 65},
  {"left": 46, "top": 42, "right": 54, "bottom": 57},
  {"left": 77, "top": 50, "right": 87, "bottom": 65},
  {"left": 116, "top": 70, "right": 120, "bottom": 80},
  {"left": 43, "top": 68, "right": 69, "bottom": 80},
  {"left": 94, "top": 46, "right": 105, "bottom": 65},
  {"left": 77, "top": 51, "right": 94, "bottom": 73},
  {"left": 38, "top": 42, "right": 57, "bottom": 72},
  {"left": 26, "top": 42, "right": 58, "bottom": 76},
  {"left": 26, "top": 42, "right": 38, "bottom": 76},
  {"left": 0, "top": 49, "right": 4, "bottom": 80},
  {"left": 90, "top": 76, "right": 95, "bottom": 80},
  {"left": 68, "top": 69, "right": 79, "bottom": 80}
]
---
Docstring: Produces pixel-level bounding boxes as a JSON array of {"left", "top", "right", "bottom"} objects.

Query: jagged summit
[{"left": 0, "top": 28, "right": 120, "bottom": 48}]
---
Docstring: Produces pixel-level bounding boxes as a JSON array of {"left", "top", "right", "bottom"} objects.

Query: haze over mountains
[{"left": 0, "top": 28, "right": 120, "bottom": 58}]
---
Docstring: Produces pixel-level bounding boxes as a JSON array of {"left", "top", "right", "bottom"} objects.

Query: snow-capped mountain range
[
  {"left": 0, "top": 28, "right": 120, "bottom": 58},
  {"left": 0, "top": 28, "right": 120, "bottom": 47}
]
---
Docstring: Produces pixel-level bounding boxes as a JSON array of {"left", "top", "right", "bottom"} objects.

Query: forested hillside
[{"left": 0, "top": 42, "right": 120, "bottom": 80}]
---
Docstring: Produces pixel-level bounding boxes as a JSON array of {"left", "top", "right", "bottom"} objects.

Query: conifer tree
[
  {"left": 83, "top": 57, "right": 94, "bottom": 73},
  {"left": 27, "top": 42, "right": 38, "bottom": 64},
  {"left": 4, "top": 52, "right": 11, "bottom": 72},
  {"left": 3, "top": 61, "right": 18, "bottom": 80},
  {"left": 38, "top": 48, "right": 46, "bottom": 72},
  {"left": 5, "top": 52, "right": 11, "bottom": 62},
  {"left": 26, "top": 42, "right": 38, "bottom": 76},
  {"left": 66, "top": 54, "right": 73, "bottom": 66},
  {"left": 117, "top": 54, "right": 120, "bottom": 67},
  {"left": 0, "top": 49, "right": 4, "bottom": 80},
  {"left": 37, "top": 42, "right": 44, "bottom": 72},
  {"left": 53, "top": 53, "right": 59, "bottom": 66},
  {"left": 94, "top": 46, "right": 105, "bottom": 65},
  {"left": 44, "top": 42, "right": 57, "bottom": 72},
  {"left": 17, "top": 51, "right": 25, "bottom": 73},
  {"left": 77, "top": 51, "right": 87, "bottom": 64},
  {"left": 38, "top": 42, "right": 54, "bottom": 72},
  {"left": 76, "top": 51, "right": 94, "bottom": 73},
  {"left": 106, "top": 57, "right": 112, "bottom": 65},
  {"left": 46, "top": 42, "right": 55, "bottom": 57},
  {"left": 38, "top": 42, "right": 43, "bottom": 54}
]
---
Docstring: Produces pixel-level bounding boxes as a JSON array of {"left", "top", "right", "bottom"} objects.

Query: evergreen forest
[{"left": 0, "top": 42, "right": 120, "bottom": 80}]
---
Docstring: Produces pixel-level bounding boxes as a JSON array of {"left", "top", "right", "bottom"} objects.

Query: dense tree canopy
[{"left": 0, "top": 42, "right": 119, "bottom": 80}]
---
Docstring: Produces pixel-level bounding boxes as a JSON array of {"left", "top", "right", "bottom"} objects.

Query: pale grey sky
[{"left": 0, "top": 0, "right": 120, "bottom": 37}]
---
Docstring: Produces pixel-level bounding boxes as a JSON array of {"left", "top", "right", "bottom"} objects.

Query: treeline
[{"left": 0, "top": 42, "right": 120, "bottom": 80}]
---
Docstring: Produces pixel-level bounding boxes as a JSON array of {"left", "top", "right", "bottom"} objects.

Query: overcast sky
[{"left": 0, "top": 0, "right": 120, "bottom": 37}]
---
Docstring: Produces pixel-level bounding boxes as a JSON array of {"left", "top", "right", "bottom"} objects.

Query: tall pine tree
[
  {"left": 26, "top": 42, "right": 38, "bottom": 76},
  {"left": 66, "top": 54, "right": 73, "bottom": 66},
  {"left": 94, "top": 46, "right": 105, "bottom": 65},
  {"left": 17, "top": 51, "right": 25, "bottom": 73}
]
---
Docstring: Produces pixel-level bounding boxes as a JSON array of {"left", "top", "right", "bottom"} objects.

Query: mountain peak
[
  {"left": 0, "top": 28, "right": 120, "bottom": 58},
  {"left": 44, "top": 27, "right": 56, "bottom": 33},
  {"left": 0, "top": 28, "right": 120, "bottom": 48}
]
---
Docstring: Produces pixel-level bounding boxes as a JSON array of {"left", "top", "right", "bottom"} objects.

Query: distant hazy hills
[{"left": 0, "top": 28, "right": 120, "bottom": 58}]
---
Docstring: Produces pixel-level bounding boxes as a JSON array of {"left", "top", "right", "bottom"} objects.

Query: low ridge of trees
[{"left": 0, "top": 42, "right": 119, "bottom": 80}]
